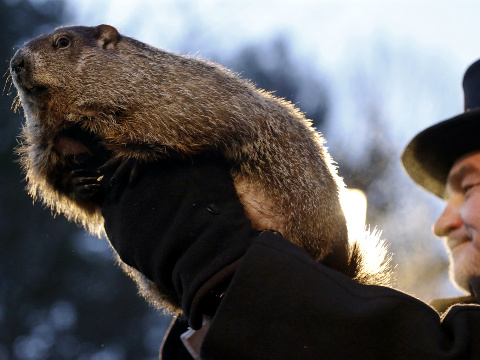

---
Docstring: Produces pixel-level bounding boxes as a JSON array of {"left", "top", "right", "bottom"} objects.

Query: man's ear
[{"left": 94, "top": 24, "right": 120, "bottom": 50}]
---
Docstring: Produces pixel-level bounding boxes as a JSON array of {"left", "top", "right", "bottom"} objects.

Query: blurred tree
[{"left": 0, "top": 1, "right": 170, "bottom": 359}]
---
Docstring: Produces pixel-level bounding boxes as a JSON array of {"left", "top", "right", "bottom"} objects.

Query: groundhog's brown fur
[{"left": 10, "top": 25, "right": 390, "bottom": 311}]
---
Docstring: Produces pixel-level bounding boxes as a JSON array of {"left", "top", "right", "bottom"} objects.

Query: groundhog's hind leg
[{"left": 233, "top": 175, "right": 286, "bottom": 236}]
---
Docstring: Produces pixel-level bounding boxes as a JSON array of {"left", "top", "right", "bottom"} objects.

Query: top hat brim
[{"left": 401, "top": 109, "right": 480, "bottom": 199}]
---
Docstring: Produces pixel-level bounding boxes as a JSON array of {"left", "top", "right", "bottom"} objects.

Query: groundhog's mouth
[
  {"left": 12, "top": 71, "right": 47, "bottom": 98},
  {"left": 15, "top": 80, "right": 48, "bottom": 102},
  {"left": 20, "top": 84, "right": 47, "bottom": 98}
]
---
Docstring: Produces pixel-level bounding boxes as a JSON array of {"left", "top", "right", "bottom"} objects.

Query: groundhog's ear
[{"left": 94, "top": 24, "right": 120, "bottom": 50}]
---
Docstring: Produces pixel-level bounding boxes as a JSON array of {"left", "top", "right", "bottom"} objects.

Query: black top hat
[{"left": 402, "top": 59, "right": 480, "bottom": 198}]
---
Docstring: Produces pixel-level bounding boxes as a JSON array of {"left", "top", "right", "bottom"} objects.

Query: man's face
[{"left": 434, "top": 152, "right": 480, "bottom": 291}]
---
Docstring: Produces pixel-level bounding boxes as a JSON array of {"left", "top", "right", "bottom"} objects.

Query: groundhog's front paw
[
  {"left": 70, "top": 169, "right": 104, "bottom": 203},
  {"left": 98, "top": 156, "right": 139, "bottom": 186}
]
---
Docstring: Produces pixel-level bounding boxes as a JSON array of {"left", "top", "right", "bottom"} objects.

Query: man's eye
[{"left": 464, "top": 183, "right": 480, "bottom": 196}]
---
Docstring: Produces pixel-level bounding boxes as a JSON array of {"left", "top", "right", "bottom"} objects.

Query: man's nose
[{"left": 433, "top": 199, "right": 463, "bottom": 237}]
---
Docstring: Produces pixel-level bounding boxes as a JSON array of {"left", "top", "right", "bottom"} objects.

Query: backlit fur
[{"left": 11, "top": 25, "right": 390, "bottom": 312}]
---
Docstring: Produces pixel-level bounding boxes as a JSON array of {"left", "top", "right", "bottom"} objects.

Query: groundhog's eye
[{"left": 56, "top": 37, "right": 70, "bottom": 49}]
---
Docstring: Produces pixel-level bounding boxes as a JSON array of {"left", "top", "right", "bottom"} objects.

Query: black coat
[
  {"left": 97, "top": 157, "right": 480, "bottom": 359},
  {"left": 161, "top": 234, "right": 480, "bottom": 360}
]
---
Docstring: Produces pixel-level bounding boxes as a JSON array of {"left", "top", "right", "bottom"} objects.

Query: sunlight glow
[{"left": 341, "top": 188, "right": 367, "bottom": 239}]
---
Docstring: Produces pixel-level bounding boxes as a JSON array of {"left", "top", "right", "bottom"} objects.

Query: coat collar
[{"left": 429, "top": 275, "right": 480, "bottom": 314}]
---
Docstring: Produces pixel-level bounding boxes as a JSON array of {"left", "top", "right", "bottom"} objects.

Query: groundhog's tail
[{"left": 348, "top": 228, "right": 394, "bottom": 287}]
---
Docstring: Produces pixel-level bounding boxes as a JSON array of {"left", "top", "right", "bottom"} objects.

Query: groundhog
[{"left": 10, "top": 24, "right": 388, "bottom": 311}]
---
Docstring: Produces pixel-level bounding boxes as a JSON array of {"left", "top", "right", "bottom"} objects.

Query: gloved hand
[{"left": 100, "top": 154, "right": 260, "bottom": 329}]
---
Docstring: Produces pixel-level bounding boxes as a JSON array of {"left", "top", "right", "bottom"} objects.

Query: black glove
[{"left": 100, "top": 154, "right": 260, "bottom": 329}]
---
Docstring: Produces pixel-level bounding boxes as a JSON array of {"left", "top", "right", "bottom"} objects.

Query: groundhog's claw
[
  {"left": 98, "top": 156, "right": 139, "bottom": 186},
  {"left": 70, "top": 169, "right": 104, "bottom": 202}
]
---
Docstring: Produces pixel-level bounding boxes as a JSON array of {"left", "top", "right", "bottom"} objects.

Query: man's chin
[
  {"left": 449, "top": 246, "right": 480, "bottom": 293},
  {"left": 450, "top": 267, "right": 471, "bottom": 293}
]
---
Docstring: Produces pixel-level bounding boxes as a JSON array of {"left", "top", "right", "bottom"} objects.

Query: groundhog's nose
[{"left": 10, "top": 52, "right": 26, "bottom": 74}]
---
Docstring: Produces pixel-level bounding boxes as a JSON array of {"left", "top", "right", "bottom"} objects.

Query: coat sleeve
[{"left": 199, "top": 232, "right": 480, "bottom": 360}]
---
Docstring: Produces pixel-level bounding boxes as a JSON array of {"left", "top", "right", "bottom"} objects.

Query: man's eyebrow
[{"left": 446, "top": 164, "right": 479, "bottom": 189}]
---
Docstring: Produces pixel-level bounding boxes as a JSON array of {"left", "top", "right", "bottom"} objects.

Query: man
[
  {"left": 99, "top": 61, "right": 480, "bottom": 359},
  {"left": 402, "top": 57, "right": 480, "bottom": 311}
]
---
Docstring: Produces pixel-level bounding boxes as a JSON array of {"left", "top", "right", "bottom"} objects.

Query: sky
[
  {"left": 65, "top": 0, "right": 480, "bottom": 77},
  {"left": 58, "top": 0, "right": 480, "bottom": 299}
]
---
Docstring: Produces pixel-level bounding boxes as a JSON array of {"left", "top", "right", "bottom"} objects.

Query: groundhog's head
[
  {"left": 9, "top": 25, "right": 132, "bottom": 233},
  {"left": 10, "top": 25, "right": 138, "bottom": 146},
  {"left": 10, "top": 24, "right": 252, "bottom": 158}
]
